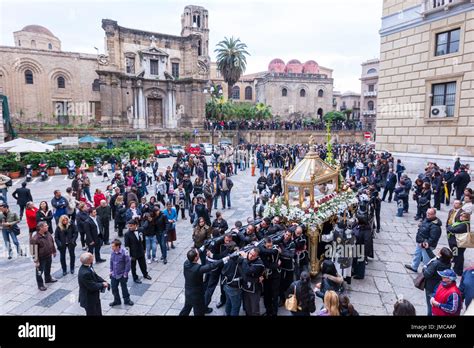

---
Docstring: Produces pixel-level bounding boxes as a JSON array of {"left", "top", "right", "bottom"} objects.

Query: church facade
[{"left": 0, "top": 5, "right": 210, "bottom": 130}]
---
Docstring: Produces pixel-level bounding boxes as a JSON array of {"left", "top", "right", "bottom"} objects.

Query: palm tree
[{"left": 215, "top": 37, "right": 250, "bottom": 100}]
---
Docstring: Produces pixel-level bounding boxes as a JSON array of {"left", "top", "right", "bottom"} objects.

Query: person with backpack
[{"left": 0, "top": 173, "right": 12, "bottom": 204}]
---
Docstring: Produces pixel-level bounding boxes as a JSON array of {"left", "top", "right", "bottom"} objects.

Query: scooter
[
  {"left": 95, "top": 158, "right": 103, "bottom": 176},
  {"left": 67, "top": 160, "right": 76, "bottom": 179},
  {"left": 25, "top": 164, "right": 33, "bottom": 182},
  {"left": 39, "top": 161, "right": 48, "bottom": 181}
]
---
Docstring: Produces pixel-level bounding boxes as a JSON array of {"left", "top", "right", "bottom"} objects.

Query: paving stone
[
  {"left": 36, "top": 289, "right": 71, "bottom": 308},
  {"left": 349, "top": 276, "right": 379, "bottom": 294},
  {"left": 385, "top": 262, "right": 408, "bottom": 274},
  {"left": 129, "top": 283, "right": 151, "bottom": 297},
  {"left": 386, "top": 272, "right": 416, "bottom": 289},
  {"left": 160, "top": 287, "right": 183, "bottom": 300},
  {"left": 374, "top": 276, "right": 393, "bottom": 293},
  {"left": 125, "top": 304, "right": 151, "bottom": 315}
]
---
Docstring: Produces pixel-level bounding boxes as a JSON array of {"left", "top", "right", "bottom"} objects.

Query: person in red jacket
[
  {"left": 25, "top": 201, "right": 39, "bottom": 234},
  {"left": 430, "top": 269, "right": 462, "bottom": 316},
  {"left": 93, "top": 189, "right": 106, "bottom": 208}
]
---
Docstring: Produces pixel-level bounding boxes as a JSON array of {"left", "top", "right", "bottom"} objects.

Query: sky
[{"left": 0, "top": 0, "right": 383, "bottom": 92}]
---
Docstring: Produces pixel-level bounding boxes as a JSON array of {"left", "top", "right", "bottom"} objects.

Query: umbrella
[
  {"left": 79, "top": 135, "right": 106, "bottom": 144},
  {"left": 0, "top": 138, "right": 37, "bottom": 150},
  {"left": 7, "top": 142, "right": 55, "bottom": 153},
  {"left": 45, "top": 139, "right": 62, "bottom": 146}
]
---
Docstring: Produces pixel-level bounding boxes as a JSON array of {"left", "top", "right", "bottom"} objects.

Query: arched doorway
[{"left": 317, "top": 108, "right": 324, "bottom": 121}]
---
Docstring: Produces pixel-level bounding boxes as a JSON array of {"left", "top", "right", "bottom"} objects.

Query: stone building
[
  {"left": 255, "top": 59, "right": 334, "bottom": 120},
  {"left": 0, "top": 5, "right": 210, "bottom": 129},
  {"left": 377, "top": 0, "right": 474, "bottom": 170},
  {"left": 340, "top": 91, "right": 361, "bottom": 121},
  {"left": 0, "top": 25, "right": 101, "bottom": 126},
  {"left": 360, "top": 59, "right": 379, "bottom": 131}
]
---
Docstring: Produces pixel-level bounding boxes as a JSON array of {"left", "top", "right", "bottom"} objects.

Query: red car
[
  {"left": 155, "top": 144, "right": 170, "bottom": 158},
  {"left": 185, "top": 143, "right": 201, "bottom": 155}
]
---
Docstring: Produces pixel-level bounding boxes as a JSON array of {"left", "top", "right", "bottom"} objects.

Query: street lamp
[{"left": 205, "top": 84, "right": 223, "bottom": 156}]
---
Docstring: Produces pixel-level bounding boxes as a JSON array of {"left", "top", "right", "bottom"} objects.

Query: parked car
[
  {"left": 185, "top": 143, "right": 201, "bottom": 156},
  {"left": 155, "top": 144, "right": 171, "bottom": 158},
  {"left": 199, "top": 143, "right": 213, "bottom": 155},
  {"left": 169, "top": 144, "right": 185, "bottom": 157}
]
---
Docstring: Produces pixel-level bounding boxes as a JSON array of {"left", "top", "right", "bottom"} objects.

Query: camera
[{"left": 101, "top": 283, "right": 110, "bottom": 293}]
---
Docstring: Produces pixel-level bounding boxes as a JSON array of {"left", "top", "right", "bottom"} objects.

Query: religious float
[{"left": 263, "top": 137, "right": 359, "bottom": 276}]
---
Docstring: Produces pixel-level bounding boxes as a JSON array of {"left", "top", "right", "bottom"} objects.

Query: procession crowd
[{"left": 0, "top": 141, "right": 473, "bottom": 317}]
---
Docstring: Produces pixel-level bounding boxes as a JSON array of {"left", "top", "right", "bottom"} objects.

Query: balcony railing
[
  {"left": 363, "top": 91, "right": 377, "bottom": 97},
  {"left": 422, "top": 0, "right": 472, "bottom": 15},
  {"left": 363, "top": 110, "right": 377, "bottom": 117}
]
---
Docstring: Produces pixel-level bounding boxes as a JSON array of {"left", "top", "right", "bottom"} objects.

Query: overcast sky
[{"left": 0, "top": 0, "right": 383, "bottom": 92}]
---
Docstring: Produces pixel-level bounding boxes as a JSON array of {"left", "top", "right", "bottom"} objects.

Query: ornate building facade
[
  {"left": 377, "top": 0, "right": 474, "bottom": 169},
  {"left": 360, "top": 59, "right": 379, "bottom": 131},
  {"left": 0, "top": 5, "right": 210, "bottom": 129}
]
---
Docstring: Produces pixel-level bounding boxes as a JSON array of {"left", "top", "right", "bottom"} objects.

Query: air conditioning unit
[{"left": 430, "top": 105, "right": 447, "bottom": 118}]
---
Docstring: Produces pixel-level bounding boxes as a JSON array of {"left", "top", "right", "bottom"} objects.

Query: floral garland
[{"left": 263, "top": 191, "right": 358, "bottom": 228}]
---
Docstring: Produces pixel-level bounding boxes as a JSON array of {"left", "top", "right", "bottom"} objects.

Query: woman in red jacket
[
  {"left": 25, "top": 201, "right": 38, "bottom": 234},
  {"left": 93, "top": 189, "right": 106, "bottom": 208}
]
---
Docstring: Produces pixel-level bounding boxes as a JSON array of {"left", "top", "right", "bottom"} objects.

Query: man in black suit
[
  {"left": 124, "top": 220, "right": 151, "bottom": 284},
  {"left": 84, "top": 208, "right": 106, "bottom": 263},
  {"left": 453, "top": 166, "right": 471, "bottom": 200},
  {"left": 179, "top": 248, "right": 230, "bottom": 316},
  {"left": 11, "top": 182, "right": 33, "bottom": 220},
  {"left": 78, "top": 252, "right": 109, "bottom": 316}
]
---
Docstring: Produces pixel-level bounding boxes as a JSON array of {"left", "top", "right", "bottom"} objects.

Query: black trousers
[
  {"left": 88, "top": 241, "right": 102, "bottom": 261},
  {"left": 36, "top": 255, "right": 52, "bottom": 287},
  {"left": 111, "top": 276, "right": 130, "bottom": 303},
  {"left": 85, "top": 302, "right": 102, "bottom": 316},
  {"left": 204, "top": 268, "right": 226, "bottom": 306},
  {"left": 453, "top": 247, "right": 466, "bottom": 276},
  {"left": 179, "top": 292, "right": 206, "bottom": 316},
  {"left": 279, "top": 270, "right": 294, "bottom": 302},
  {"left": 294, "top": 261, "right": 308, "bottom": 281},
  {"left": 131, "top": 256, "right": 148, "bottom": 280},
  {"left": 100, "top": 219, "right": 110, "bottom": 244},
  {"left": 433, "top": 190, "right": 442, "bottom": 210},
  {"left": 59, "top": 244, "right": 75, "bottom": 272},
  {"left": 382, "top": 188, "right": 394, "bottom": 202},
  {"left": 263, "top": 275, "right": 280, "bottom": 316},
  {"left": 79, "top": 229, "right": 86, "bottom": 248},
  {"left": 19, "top": 204, "right": 26, "bottom": 219},
  {"left": 243, "top": 288, "right": 261, "bottom": 316}
]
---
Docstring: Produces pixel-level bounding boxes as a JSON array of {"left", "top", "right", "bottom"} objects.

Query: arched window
[
  {"left": 57, "top": 76, "right": 65, "bottom": 89},
  {"left": 368, "top": 100, "right": 375, "bottom": 111},
  {"left": 25, "top": 70, "right": 34, "bottom": 84},
  {"left": 232, "top": 86, "right": 240, "bottom": 100},
  {"left": 198, "top": 40, "right": 202, "bottom": 56},
  {"left": 367, "top": 68, "right": 377, "bottom": 74},
  {"left": 245, "top": 86, "right": 253, "bottom": 100},
  {"left": 48, "top": 43, "right": 53, "bottom": 50},
  {"left": 317, "top": 108, "right": 324, "bottom": 120},
  {"left": 318, "top": 89, "right": 324, "bottom": 98},
  {"left": 282, "top": 88, "right": 288, "bottom": 97},
  {"left": 92, "top": 79, "right": 100, "bottom": 92},
  {"left": 300, "top": 89, "right": 306, "bottom": 97}
]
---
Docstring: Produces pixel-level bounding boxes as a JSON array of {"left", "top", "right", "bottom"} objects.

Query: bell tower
[{"left": 181, "top": 5, "right": 209, "bottom": 57}]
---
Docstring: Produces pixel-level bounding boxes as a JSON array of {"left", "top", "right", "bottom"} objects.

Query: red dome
[
  {"left": 303, "top": 60, "right": 319, "bottom": 74},
  {"left": 285, "top": 59, "right": 303, "bottom": 74},
  {"left": 268, "top": 58, "right": 286, "bottom": 73}
]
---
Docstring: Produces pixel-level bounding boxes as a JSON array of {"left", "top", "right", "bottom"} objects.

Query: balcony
[
  {"left": 363, "top": 110, "right": 377, "bottom": 117},
  {"left": 363, "top": 91, "right": 377, "bottom": 98},
  {"left": 422, "top": 0, "right": 472, "bottom": 15}
]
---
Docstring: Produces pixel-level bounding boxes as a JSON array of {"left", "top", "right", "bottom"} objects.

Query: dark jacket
[
  {"left": 241, "top": 257, "right": 265, "bottom": 293},
  {"left": 460, "top": 267, "right": 474, "bottom": 308},
  {"left": 12, "top": 187, "right": 33, "bottom": 206},
  {"left": 84, "top": 217, "right": 102, "bottom": 245},
  {"left": 35, "top": 210, "right": 54, "bottom": 234},
  {"left": 183, "top": 259, "right": 223, "bottom": 295},
  {"left": 447, "top": 221, "right": 470, "bottom": 248},
  {"left": 76, "top": 210, "right": 89, "bottom": 234},
  {"left": 453, "top": 170, "right": 471, "bottom": 192},
  {"left": 30, "top": 231, "right": 56, "bottom": 260},
  {"left": 423, "top": 257, "right": 452, "bottom": 293},
  {"left": 195, "top": 203, "right": 210, "bottom": 226},
  {"left": 96, "top": 206, "right": 111, "bottom": 223},
  {"left": 182, "top": 180, "right": 193, "bottom": 194},
  {"left": 78, "top": 264, "right": 106, "bottom": 311},
  {"left": 154, "top": 212, "right": 168, "bottom": 234},
  {"left": 115, "top": 204, "right": 127, "bottom": 225},
  {"left": 124, "top": 229, "right": 145, "bottom": 258},
  {"left": 54, "top": 224, "right": 78, "bottom": 249},
  {"left": 385, "top": 172, "right": 397, "bottom": 190},
  {"left": 141, "top": 220, "right": 155, "bottom": 237},
  {"left": 51, "top": 196, "right": 69, "bottom": 218},
  {"left": 415, "top": 217, "right": 442, "bottom": 249},
  {"left": 211, "top": 218, "right": 229, "bottom": 235}
]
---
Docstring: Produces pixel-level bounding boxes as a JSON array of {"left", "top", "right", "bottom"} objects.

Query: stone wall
[
  {"left": 0, "top": 95, "right": 4, "bottom": 143},
  {"left": 16, "top": 129, "right": 367, "bottom": 147},
  {"left": 383, "top": 0, "right": 421, "bottom": 17},
  {"left": 377, "top": 6, "right": 474, "bottom": 159}
]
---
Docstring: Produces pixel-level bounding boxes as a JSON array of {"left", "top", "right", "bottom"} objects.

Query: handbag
[
  {"left": 456, "top": 231, "right": 474, "bottom": 248},
  {"left": 285, "top": 286, "right": 298, "bottom": 312},
  {"left": 11, "top": 224, "right": 20, "bottom": 236},
  {"left": 413, "top": 273, "right": 425, "bottom": 291}
]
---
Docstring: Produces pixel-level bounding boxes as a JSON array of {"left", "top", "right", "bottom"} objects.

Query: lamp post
[{"left": 204, "top": 84, "right": 223, "bottom": 156}]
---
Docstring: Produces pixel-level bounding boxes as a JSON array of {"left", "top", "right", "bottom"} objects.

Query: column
[{"left": 137, "top": 87, "right": 146, "bottom": 129}]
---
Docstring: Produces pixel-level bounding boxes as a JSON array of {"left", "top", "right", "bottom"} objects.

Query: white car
[
  {"left": 169, "top": 145, "right": 185, "bottom": 157},
  {"left": 200, "top": 143, "right": 214, "bottom": 155}
]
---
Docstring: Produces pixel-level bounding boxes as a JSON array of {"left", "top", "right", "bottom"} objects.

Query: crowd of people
[
  {"left": 204, "top": 119, "right": 366, "bottom": 132},
  {"left": 0, "top": 141, "right": 473, "bottom": 317}
]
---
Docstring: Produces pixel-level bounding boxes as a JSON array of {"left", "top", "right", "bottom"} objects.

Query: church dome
[
  {"left": 21, "top": 25, "right": 55, "bottom": 37},
  {"left": 285, "top": 59, "right": 303, "bottom": 74},
  {"left": 268, "top": 58, "right": 286, "bottom": 73},
  {"left": 303, "top": 60, "right": 319, "bottom": 74}
]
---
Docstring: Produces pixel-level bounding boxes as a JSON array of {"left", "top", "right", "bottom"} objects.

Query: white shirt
[
  {"left": 134, "top": 230, "right": 140, "bottom": 241},
  {"left": 91, "top": 216, "right": 100, "bottom": 232},
  {"left": 463, "top": 202, "right": 473, "bottom": 215}
]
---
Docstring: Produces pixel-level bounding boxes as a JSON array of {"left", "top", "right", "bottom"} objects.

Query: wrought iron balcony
[{"left": 363, "top": 91, "right": 377, "bottom": 98}]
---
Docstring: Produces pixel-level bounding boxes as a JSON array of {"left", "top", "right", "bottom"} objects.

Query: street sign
[
  {"left": 61, "top": 136, "right": 79, "bottom": 146},
  {"left": 364, "top": 132, "right": 371, "bottom": 140},
  {"left": 193, "top": 128, "right": 198, "bottom": 135}
]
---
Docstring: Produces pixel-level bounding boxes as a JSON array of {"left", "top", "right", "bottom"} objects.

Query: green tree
[
  {"left": 252, "top": 103, "right": 272, "bottom": 121},
  {"left": 215, "top": 37, "right": 250, "bottom": 100},
  {"left": 323, "top": 111, "right": 346, "bottom": 123}
]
